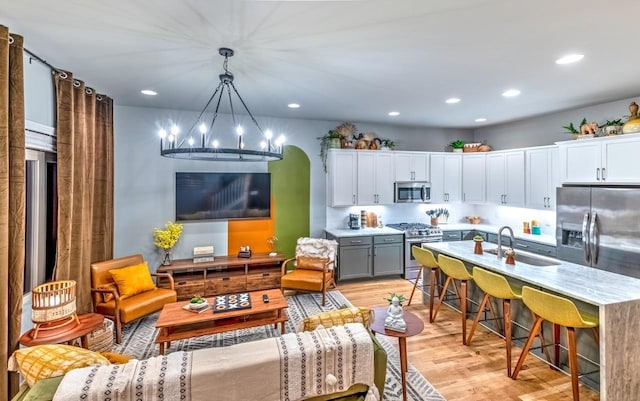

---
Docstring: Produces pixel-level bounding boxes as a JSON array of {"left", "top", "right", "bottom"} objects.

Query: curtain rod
[{"left": 23, "top": 47, "right": 59, "bottom": 73}]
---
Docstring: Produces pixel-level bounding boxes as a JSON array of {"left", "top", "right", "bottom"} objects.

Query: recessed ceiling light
[
  {"left": 141, "top": 89, "right": 157, "bottom": 96},
  {"left": 445, "top": 98, "right": 461, "bottom": 104},
  {"left": 556, "top": 54, "right": 584, "bottom": 65},
  {"left": 502, "top": 89, "right": 521, "bottom": 97},
  {"left": 287, "top": 103, "right": 300, "bottom": 108},
  {"left": 388, "top": 111, "right": 400, "bottom": 116},
  {"left": 475, "top": 118, "right": 487, "bottom": 122}
]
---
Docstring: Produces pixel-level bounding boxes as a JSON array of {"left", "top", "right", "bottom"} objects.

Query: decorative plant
[
  {"left": 562, "top": 118, "right": 587, "bottom": 134},
  {"left": 449, "top": 139, "right": 465, "bottom": 149},
  {"left": 153, "top": 221, "right": 183, "bottom": 250},
  {"left": 318, "top": 130, "right": 342, "bottom": 173},
  {"left": 380, "top": 139, "right": 395, "bottom": 149},
  {"left": 601, "top": 118, "right": 623, "bottom": 127},
  {"left": 426, "top": 208, "right": 449, "bottom": 218},
  {"left": 384, "top": 292, "right": 407, "bottom": 305}
]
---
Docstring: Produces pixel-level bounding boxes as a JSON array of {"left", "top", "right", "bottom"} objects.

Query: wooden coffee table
[{"left": 155, "top": 289, "right": 288, "bottom": 355}]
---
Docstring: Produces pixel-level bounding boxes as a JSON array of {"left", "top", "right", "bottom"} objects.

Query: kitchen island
[{"left": 422, "top": 240, "right": 640, "bottom": 401}]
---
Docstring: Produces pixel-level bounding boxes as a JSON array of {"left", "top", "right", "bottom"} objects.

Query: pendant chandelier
[{"left": 158, "top": 48, "right": 285, "bottom": 161}]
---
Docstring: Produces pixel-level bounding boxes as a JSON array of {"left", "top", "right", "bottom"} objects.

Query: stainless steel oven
[{"left": 386, "top": 223, "right": 443, "bottom": 280}]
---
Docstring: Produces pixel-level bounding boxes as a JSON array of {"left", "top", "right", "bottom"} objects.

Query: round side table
[
  {"left": 19, "top": 313, "right": 105, "bottom": 349},
  {"left": 371, "top": 306, "right": 425, "bottom": 401}
]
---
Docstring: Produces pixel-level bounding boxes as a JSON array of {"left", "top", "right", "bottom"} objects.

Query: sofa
[{"left": 11, "top": 322, "right": 386, "bottom": 401}]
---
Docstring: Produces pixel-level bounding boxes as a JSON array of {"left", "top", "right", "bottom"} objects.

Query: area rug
[{"left": 113, "top": 290, "right": 446, "bottom": 401}]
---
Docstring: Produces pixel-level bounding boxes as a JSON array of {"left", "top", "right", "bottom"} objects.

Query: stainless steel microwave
[{"left": 394, "top": 181, "right": 431, "bottom": 203}]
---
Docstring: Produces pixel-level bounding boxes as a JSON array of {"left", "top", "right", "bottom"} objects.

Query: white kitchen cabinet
[
  {"left": 559, "top": 134, "right": 640, "bottom": 184},
  {"left": 394, "top": 152, "right": 429, "bottom": 181},
  {"left": 486, "top": 151, "right": 525, "bottom": 207},
  {"left": 430, "top": 153, "right": 462, "bottom": 203},
  {"left": 327, "top": 150, "right": 357, "bottom": 206},
  {"left": 462, "top": 154, "right": 486, "bottom": 203},
  {"left": 357, "top": 151, "right": 395, "bottom": 204},
  {"left": 525, "top": 146, "right": 559, "bottom": 210}
]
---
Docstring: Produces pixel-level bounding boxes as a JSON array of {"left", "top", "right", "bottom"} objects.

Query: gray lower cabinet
[
  {"left": 486, "top": 233, "right": 556, "bottom": 257},
  {"left": 442, "top": 230, "right": 462, "bottom": 241},
  {"left": 327, "top": 234, "right": 403, "bottom": 280}
]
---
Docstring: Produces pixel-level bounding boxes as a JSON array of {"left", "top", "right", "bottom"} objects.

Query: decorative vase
[
  {"left": 430, "top": 217, "right": 438, "bottom": 226},
  {"left": 452, "top": 148, "right": 463, "bottom": 153},
  {"left": 161, "top": 249, "right": 173, "bottom": 266},
  {"left": 474, "top": 240, "right": 483, "bottom": 255}
]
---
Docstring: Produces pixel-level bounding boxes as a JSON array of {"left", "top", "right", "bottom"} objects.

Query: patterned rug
[{"left": 113, "top": 290, "right": 446, "bottom": 401}]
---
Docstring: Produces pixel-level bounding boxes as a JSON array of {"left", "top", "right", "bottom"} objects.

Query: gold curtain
[
  {"left": 0, "top": 25, "right": 25, "bottom": 400},
  {"left": 54, "top": 72, "right": 113, "bottom": 314}
]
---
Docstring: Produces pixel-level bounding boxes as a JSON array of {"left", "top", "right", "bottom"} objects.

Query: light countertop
[
  {"left": 437, "top": 223, "right": 556, "bottom": 246},
  {"left": 325, "top": 227, "right": 403, "bottom": 237},
  {"left": 422, "top": 241, "right": 640, "bottom": 306}
]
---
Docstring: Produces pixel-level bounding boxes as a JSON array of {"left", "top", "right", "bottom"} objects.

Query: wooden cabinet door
[
  {"left": 429, "top": 154, "right": 446, "bottom": 203},
  {"left": 525, "top": 148, "right": 551, "bottom": 210},
  {"left": 357, "top": 152, "right": 376, "bottom": 205},
  {"left": 462, "top": 154, "right": 485, "bottom": 203},
  {"left": 504, "top": 151, "right": 525, "bottom": 207},
  {"left": 485, "top": 153, "right": 505, "bottom": 204},
  {"left": 443, "top": 155, "right": 462, "bottom": 203},
  {"left": 375, "top": 152, "right": 395, "bottom": 204},
  {"left": 601, "top": 137, "right": 640, "bottom": 183},
  {"left": 559, "top": 142, "right": 601, "bottom": 183}
]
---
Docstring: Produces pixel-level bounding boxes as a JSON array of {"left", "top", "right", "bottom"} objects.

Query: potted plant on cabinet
[
  {"left": 449, "top": 139, "right": 465, "bottom": 152},
  {"left": 600, "top": 118, "right": 624, "bottom": 136},
  {"left": 380, "top": 139, "right": 395, "bottom": 150},
  {"left": 318, "top": 130, "right": 342, "bottom": 173}
]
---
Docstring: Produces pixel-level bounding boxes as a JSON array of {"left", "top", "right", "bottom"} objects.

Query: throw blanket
[{"left": 53, "top": 323, "right": 377, "bottom": 401}]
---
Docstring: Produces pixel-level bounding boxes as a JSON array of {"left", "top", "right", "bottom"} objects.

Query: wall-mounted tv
[{"left": 176, "top": 172, "right": 271, "bottom": 221}]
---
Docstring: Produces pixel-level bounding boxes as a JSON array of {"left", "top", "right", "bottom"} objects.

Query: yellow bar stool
[
  {"left": 467, "top": 266, "right": 522, "bottom": 376},
  {"left": 511, "top": 286, "right": 599, "bottom": 401},
  {"left": 409, "top": 246, "right": 440, "bottom": 322},
  {"left": 432, "top": 254, "right": 474, "bottom": 345}
]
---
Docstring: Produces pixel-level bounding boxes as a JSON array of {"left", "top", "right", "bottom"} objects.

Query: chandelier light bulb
[
  {"left": 159, "top": 129, "right": 167, "bottom": 139},
  {"left": 199, "top": 123, "right": 207, "bottom": 134},
  {"left": 240, "top": 142, "right": 245, "bottom": 149},
  {"left": 260, "top": 140, "right": 267, "bottom": 149},
  {"left": 168, "top": 134, "right": 175, "bottom": 143},
  {"left": 188, "top": 137, "right": 195, "bottom": 146},
  {"left": 212, "top": 139, "right": 219, "bottom": 148},
  {"left": 171, "top": 125, "right": 179, "bottom": 135},
  {"left": 236, "top": 126, "right": 244, "bottom": 136},
  {"left": 276, "top": 134, "right": 286, "bottom": 146},
  {"left": 265, "top": 130, "right": 273, "bottom": 139}
]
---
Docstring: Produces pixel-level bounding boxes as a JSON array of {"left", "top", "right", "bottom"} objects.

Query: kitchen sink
[{"left": 484, "top": 248, "right": 560, "bottom": 266}]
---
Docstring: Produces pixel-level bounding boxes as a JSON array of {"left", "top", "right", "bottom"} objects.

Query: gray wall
[
  {"left": 114, "top": 105, "right": 472, "bottom": 268},
  {"left": 473, "top": 96, "right": 640, "bottom": 150}
]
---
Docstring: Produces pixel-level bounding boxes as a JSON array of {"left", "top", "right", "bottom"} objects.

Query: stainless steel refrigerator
[{"left": 556, "top": 186, "right": 640, "bottom": 278}]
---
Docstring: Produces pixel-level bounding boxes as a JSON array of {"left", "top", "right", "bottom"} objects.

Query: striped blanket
[{"left": 53, "top": 323, "right": 377, "bottom": 401}]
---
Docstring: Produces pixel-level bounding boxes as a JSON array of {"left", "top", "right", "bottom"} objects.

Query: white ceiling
[{"left": 2, "top": 0, "right": 640, "bottom": 128}]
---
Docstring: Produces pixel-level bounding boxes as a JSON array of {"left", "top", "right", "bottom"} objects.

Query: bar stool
[
  {"left": 409, "top": 246, "right": 440, "bottom": 322},
  {"left": 432, "top": 254, "right": 474, "bottom": 345},
  {"left": 466, "top": 266, "right": 522, "bottom": 376},
  {"left": 511, "top": 286, "right": 599, "bottom": 401}
]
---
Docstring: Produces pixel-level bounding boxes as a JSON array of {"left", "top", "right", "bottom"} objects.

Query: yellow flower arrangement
[{"left": 153, "top": 221, "right": 183, "bottom": 250}]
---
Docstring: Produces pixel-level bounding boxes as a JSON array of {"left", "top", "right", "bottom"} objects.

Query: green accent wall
[{"left": 268, "top": 145, "right": 310, "bottom": 258}]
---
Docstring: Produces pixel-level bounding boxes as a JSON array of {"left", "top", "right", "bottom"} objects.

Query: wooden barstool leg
[
  {"left": 429, "top": 268, "right": 437, "bottom": 322},
  {"left": 461, "top": 280, "right": 468, "bottom": 345},
  {"left": 466, "top": 292, "right": 490, "bottom": 346},
  {"left": 407, "top": 265, "right": 424, "bottom": 306},
  {"left": 512, "top": 315, "right": 544, "bottom": 380},
  {"left": 432, "top": 276, "right": 453, "bottom": 322},
  {"left": 504, "top": 299, "right": 512, "bottom": 377},
  {"left": 554, "top": 323, "right": 561, "bottom": 370},
  {"left": 567, "top": 327, "right": 580, "bottom": 401}
]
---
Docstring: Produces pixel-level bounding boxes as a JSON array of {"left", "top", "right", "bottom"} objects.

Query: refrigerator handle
[
  {"left": 582, "top": 212, "right": 591, "bottom": 263},
  {"left": 590, "top": 212, "right": 599, "bottom": 264}
]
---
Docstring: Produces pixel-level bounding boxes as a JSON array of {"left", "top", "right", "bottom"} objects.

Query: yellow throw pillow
[
  {"left": 8, "top": 344, "right": 110, "bottom": 386},
  {"left": 298, "top": 306, "right": 374, "bottom": 332},
  {"left": 109, "top": 262, "right": 156, "bottom": 299},
  {"left": 100, "top": 351, "right": 133, "bottom": 364}
]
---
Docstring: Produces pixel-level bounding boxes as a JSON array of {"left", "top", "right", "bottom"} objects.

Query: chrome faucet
[{"left": 497, "top": 225, "right": 515, "bottom": 259}]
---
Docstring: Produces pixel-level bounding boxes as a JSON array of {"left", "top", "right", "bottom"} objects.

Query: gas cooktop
[{"left": 386, "top": 222, "right": 442, "bottom": 238}]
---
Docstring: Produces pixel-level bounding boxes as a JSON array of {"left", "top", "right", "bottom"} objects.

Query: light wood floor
[{"left": 338, "top": 277, "right": 600, "bottom": 401}]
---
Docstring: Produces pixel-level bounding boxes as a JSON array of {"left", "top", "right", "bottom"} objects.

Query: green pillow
[{"left": 23, "top": 376, "right": 63, "bottom": 401}]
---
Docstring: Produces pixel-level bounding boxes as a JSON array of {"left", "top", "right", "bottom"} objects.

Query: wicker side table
[{"left": 19, "top": 313, "right": 105, "bottom": 349}]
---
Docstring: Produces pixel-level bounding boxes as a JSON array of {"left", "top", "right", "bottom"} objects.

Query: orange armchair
[
  {"left": 280, "top": 238, "right": 338, "bottom": 306},
  {"left": 90, "top": 254, "right": 176, "bottom": 343}
]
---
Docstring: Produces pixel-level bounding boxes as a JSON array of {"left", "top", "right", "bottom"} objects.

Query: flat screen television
[{"left": 175, "top": 172, "right": 271, "bottom": 221}]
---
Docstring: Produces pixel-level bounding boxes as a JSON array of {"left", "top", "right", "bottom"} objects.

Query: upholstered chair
[
  {"left": 280, "top": 237, "right": 338, "bottom": 306},
  {"left": 90, "top": 254, "right": 176, "bottom": 343}
]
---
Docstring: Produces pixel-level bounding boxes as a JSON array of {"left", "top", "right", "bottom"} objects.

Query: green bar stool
[
  {"left": 467, "top": 266, "right": 522, "bottom": 376},
  {"left": 409, "top": 246, "right": 440, "bottom": 322},
  {"left": 511, "top": 286, "right": 599, "bottom": 401},
  {"left": 432, "top": 254, "right": 474, "bottom": 345}
]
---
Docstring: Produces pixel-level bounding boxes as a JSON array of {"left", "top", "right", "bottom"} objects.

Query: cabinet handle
[
  {"left": 350, "top": 240, "right": 362, "bottom": 244},
  {"left": 352, "top": 194, "right": 356, "bottom": 204},
  {"left": 374, "top": 247, "right": 377, "bottom": 256},
  {"left": 596, "top": 168, "right": 600, "bottom": 181},
  {"left": 602, "top": 167, "right": 606, "bottom": 181},
  {"left": 222, "top": 277, "right": 230, "bottom": 281},
  {"left": 262, "top": 272, "right": 270, "bottom": 277},
  {"left": 384, "top": 238, "right": 395, "bottom": 242},
  {"left": 516, "top": 243, "right": 528, "bottom": 248},
  {"left": 411, "top": 171, "right": 415, "bottom": 180},
  {"left": 463, "top": 193, "right": 466, "bottom": 202}
]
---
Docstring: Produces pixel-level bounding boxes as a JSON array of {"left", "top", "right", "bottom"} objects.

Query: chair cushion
[
  {"left": 8, "top": 344, "right": 110, "bottom": 386},
  {"left": 281, "top": 269, "right": 332, "bottom": 291},
  {"left": 97, "top": 282, "right": 119, "bottom": 302},
  {"left": 95, "top": 288, "right": 177, "bottom": 322},
  {"left": 296, "top": 256, "right": 329, "bottom": 271},
  {"left": 298, "top": 306, "right": 374, "bottom": 332},
  {"left": 109, "top": 262, "right": 156, "bottom": 299}
]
